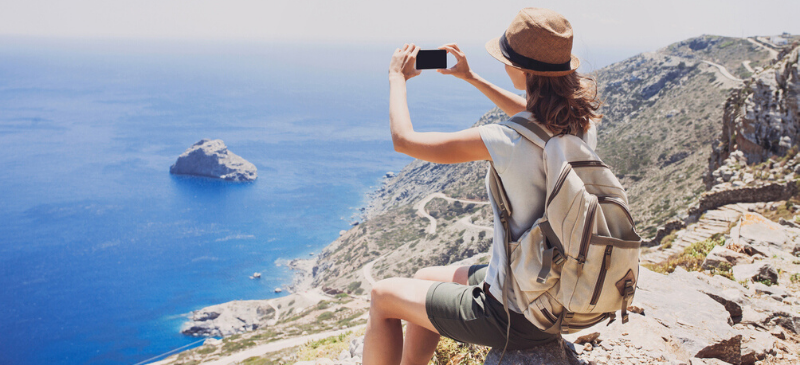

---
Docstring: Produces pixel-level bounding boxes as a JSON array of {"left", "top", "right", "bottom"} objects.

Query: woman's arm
[
  {"left": 389, "top": 44, "right": 490, "bottom": 164},
  {"left": 438, "top": 44, "right": 526, "bottom": 117}
]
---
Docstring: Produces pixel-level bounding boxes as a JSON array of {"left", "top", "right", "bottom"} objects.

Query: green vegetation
[
  {"left": 645, "top": 234, "right": 726, "bottom": 275},
  {"left": 195, "top": 346, "right": 216, "bottom": 355},
  {"left": 222, "top": 337, "right": 256, "bottom": 354},
  {"left": 347, "top": 281, "right": 361, "bottom": 293},
  {"left": 660, "top": 231, "right": 678, "bottom": 249},
  {"left": 317, "top": 311, "right": 335, "bottom": 322},
  {"left": 429, "top": 337, "right": 490, "bottom": 365},
  {"left": 757, "top": 278, "right": 776, "bottom": 287},
  {"left": 294, "top": 330, "right": 357, "bottom": 362}
]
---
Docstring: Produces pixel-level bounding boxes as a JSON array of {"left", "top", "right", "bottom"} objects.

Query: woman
[{"left": 364, "top": 8, "right": 602, "bottom": 365}]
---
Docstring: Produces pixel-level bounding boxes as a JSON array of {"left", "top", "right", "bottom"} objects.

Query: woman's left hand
[{"left": 389, "top": 43, "right": 422, "bottom": 81}]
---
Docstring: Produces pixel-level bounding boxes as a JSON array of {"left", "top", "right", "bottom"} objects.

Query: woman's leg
[
  {"left": 364, "top": 277, "right": 439, "bottom": 365},
  {"left": 413, "top": 265, "right": 471, "bottom": 285},
  {"left": 397, "top": 266, "right": 472, "bottom": 365}
]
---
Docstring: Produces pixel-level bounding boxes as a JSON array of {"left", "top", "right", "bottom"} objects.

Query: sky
[
  {"left": 1, "top": 1, "right": 799, "bottom": 73},
  {"left": 2, "top": 1, "right": 799, "bottom": 47}
]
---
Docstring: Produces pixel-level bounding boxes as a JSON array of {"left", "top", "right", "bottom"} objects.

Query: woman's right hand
[{"left": 437, "top": 43, "right": 476, "bottom": 81}]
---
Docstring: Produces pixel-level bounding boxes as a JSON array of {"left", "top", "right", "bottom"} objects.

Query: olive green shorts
[{"left": 424, "top": 265, "right": 560, "bottom": 350}]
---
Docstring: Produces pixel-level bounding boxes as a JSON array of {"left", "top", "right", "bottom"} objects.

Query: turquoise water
[{"left": 0, "top": 37, "right": 512, "bottom": 364}]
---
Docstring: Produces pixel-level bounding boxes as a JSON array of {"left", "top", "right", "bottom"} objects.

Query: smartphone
[{"left": 416, "top": 50, "right": 447, "bottom": 70}]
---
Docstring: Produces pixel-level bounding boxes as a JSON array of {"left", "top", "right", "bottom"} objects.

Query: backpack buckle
[{"left": 552, "top": 250, "right": 565, "bottom": 266}]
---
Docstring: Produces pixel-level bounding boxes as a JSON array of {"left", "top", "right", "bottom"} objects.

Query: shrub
[
  {"left": 347, "top": 281, "right": 361, "bottom": 292},
  {"left": 645, "top": 234, "right": 725, "bottom": 274},
  {"left": 317, "top": 311, "right": 335, "bottom": 322},
  {"left": 430, "top": 337, "right": 490, "bottom": 365},
  {"left": 661, "top": 231, "right": 678, "bottom": 249},
  {"left": 196, "top": 345, "right": 216, "bottom": 355}
]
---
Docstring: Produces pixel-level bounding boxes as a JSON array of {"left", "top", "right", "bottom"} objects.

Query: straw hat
[{"left": 486, "top": 8, "right": 580, "bottom": 76}]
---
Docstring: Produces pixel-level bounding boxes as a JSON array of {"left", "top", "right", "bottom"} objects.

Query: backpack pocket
[
  {"left": 520, "top": 291, "right": 561, "bottom": 332},
  {"left": 508, "top": 224, "right": 560, "bottom": 307}
]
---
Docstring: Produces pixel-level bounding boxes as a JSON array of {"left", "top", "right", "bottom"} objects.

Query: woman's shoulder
[{"left": 478, "top": 122, "right": 521, "bottom": 142}]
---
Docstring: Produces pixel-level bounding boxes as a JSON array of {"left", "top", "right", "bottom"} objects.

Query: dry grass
[
  {"left": 644, "top": 233, "right": 726, "bottom": 275},
  {"left": 429, "top": 337, "right": 490, "bottom": 365}
]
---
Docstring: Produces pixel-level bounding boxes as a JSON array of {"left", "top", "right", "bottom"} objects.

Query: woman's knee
[
  {"left": 413, "top": 266, "right": 443, "bottom": 281},
  {"left": 370, "top": 278, "right": 403, "bottom": 304},
  {"left": 413, "top": 265, "right": 470, "bottom": 285}
]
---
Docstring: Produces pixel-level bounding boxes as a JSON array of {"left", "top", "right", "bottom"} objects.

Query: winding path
[
  {"left": 362, "top": 255, "right": 385, "bottom": 286},
  {"left": 161, "top": 324, "right": 368, "bottom": 365},
  {"left": 747, "top": 37, "right": 779, "bottom": 59},
  {"left": 701, "top": 60, "right": 743, "bottom": 82},
  {"left": 413, "top": 192, "right": 491, "bottom": 235},
  {"left": 266, "top": 301, "right": 280, "bottom": 325},
  {"left": 742, "top": 60, "right": 754, "bottom": 74}
]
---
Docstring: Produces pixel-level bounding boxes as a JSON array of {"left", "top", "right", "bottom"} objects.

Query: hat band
[{"left": 500, "top": 32, "right": 572, "bottom": 72}]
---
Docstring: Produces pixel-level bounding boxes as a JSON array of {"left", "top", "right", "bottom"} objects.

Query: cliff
[{"left": 158, "top": 35, "right": 800, "bottom": 365}]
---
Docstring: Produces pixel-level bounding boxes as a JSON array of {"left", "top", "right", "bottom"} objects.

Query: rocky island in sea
[{"left": 170, "top": 139, "right": 257, "bottom": 181}]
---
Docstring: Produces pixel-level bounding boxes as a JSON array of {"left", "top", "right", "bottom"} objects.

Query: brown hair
[{"left": 525, "top": 72, "right": 602, "bottom": 135}]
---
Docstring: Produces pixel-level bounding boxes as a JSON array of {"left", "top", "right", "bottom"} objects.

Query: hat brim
[{"left": 485, "top": 37, "right": 580, "bottom": 77}]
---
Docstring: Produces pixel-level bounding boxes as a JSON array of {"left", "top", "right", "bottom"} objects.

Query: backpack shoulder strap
[{"left": 500, "top": 115, "right": 553, "bottom": 148}]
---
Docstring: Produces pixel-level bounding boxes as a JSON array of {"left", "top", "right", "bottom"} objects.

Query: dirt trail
[
  {"left": 414, "top": 192, "right": 490, "bottom": 235},
  {"left": 362, "top": 255, "right": 385, "bottom": 286},
  {"left": 167, "top": 324, "right": 368, "bottom": 365},
  {"left": 701, "top": 60, "right": 742, "bottom": 82},
  {"left": 742, "top": 60, "right": 754, "bottom": 73},
  {"left": 747, "top": 37, "right": 779, "bottom": 58}
]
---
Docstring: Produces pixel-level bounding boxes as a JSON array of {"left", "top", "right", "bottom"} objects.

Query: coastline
[{"left": 174, "top": 172, "right": 394, "bottom": 339}]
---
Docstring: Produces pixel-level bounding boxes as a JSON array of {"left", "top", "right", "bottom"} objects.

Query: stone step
[
  {"left": 693, "top": 227, "right": 723, "bottom": 236},
  {"left": 681, "top": 232, "right": 709, "bottom": 242},
  {"left": 698, "top": 220, "right": 732, "bottom": 228}
]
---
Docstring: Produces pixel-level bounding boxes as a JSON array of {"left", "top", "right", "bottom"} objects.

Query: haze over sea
[{"left": 0, "top": 37, "right": 626, "bottom": 364}]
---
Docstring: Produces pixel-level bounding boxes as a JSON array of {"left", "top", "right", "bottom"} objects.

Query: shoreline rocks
[{"left": 170, "top": 139, "right": 257, "bottom": 182}]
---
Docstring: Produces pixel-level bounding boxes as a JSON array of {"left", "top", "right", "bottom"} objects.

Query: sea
[{"left": 0, "top": 36, "right": 633, "bottom": 365}]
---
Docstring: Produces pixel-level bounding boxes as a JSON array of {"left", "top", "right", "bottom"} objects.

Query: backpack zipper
[
  {"left": 598, "top": 196, "right": 635, "bottom": 227},
  {"left": 541, "top": 306, "right": 558, "bottom": 324},
  {"left": 569, "top": 160, "right": 610, "bottom": 169},
  {"left": 547, "top": 164, "right": 573, "bottom": 208},
  {"left": 577, "top": 197, "right": 598, "bottom": 264},
  {"left": 568, "top": 313, "right": 610, "bottom": 330},
  {"left": 590, "top": 245, "right": 614, "bottom": 306}
]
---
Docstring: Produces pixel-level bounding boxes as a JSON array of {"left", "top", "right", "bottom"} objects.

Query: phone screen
[{"left": 416, "top": 50, "right": 447, "bottom": 70}]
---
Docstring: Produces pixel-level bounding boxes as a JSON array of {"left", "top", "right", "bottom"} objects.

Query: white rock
[
  {"left": 701, "top": 246, "right": 753, "bottom": 270},
  {"left": 350, "top": 336, "right": 365, "bottom": 358},
  {"left": 170, "top": 139, "right": 257, "bottom": 182},
  {"left": 732, "top": 262, "right": 779, "bottom": 284}
]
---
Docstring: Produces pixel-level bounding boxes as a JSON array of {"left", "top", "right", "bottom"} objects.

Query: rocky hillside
[
  {"left": 157, "top": 35, "right": 800, "bottom": 365},
  {"left": 311, "top": 36, "right": 777, "bottom": 292},
  {"left": 708, "top": 45, "right": 800, "bottom": 185}
]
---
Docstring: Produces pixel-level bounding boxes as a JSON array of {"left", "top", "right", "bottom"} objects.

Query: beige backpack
[{"left": 487, "top": 116, "right": 641, "bottom": 357}]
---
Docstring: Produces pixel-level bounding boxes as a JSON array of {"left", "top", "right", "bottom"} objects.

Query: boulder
[
  {"left": 562, "top": 267, "right": 743, "bottom": 364},
  {"left": 701, "top": 246, "right": 753, "bottom": 270},
  {"left": 349, "top": 336, "right": 364, "bottom": 358},
  {"left": 483, "top": 337, "right": 580, "bottom": 365},
  {"left": 170, "top": 139, "right": 257, "bottom": 181},
  {"left": 730, "top": 213, "right": 788, "bottom": 248},
  {"left": 738, "top": 327, "right": 775, "bottom": 365},
  {"left": 632, "top": 268, "right": 742, "bottom": 364},
  {"left": 752, "top": 282, "right": 788, "bottom": 299},
  {"left": 670, "top": 268, "right": 748, "bottom": 321},
  {"left": 732, "top": 263, "right": 778, "bottom": 284}
]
